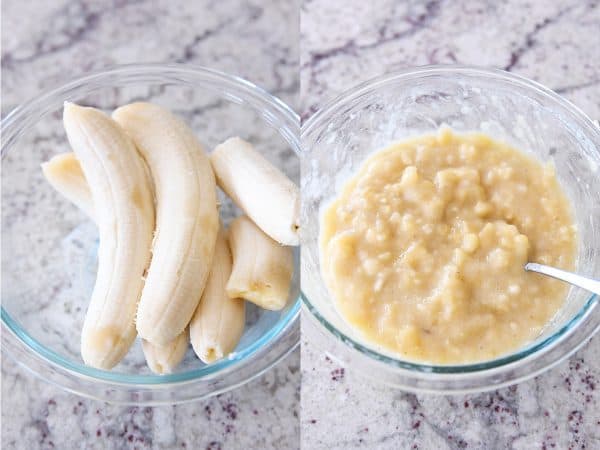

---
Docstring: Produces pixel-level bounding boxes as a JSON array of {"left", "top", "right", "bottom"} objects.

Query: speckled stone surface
[
  {"left": 1, "top": 1, "right": 299, "bottom": 449},
  {"left": 300, "top": 1, "right": 599, "bottom": 449}
]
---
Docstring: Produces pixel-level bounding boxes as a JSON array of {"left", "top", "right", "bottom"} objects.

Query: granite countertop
[
  {"left": 301, "top": 1, "right": 599, "bottom": 449},
  {"left": 1, "top": 1, "right": 299, "bottom": 449}
]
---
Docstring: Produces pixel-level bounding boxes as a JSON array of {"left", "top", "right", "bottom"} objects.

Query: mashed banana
[{"left": 320, "top": 128, "right": 576, "bottom": 364}]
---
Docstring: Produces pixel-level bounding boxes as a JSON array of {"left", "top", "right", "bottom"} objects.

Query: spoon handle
[{"left": 525, "top": 262, "right": 600, "bottom": 296}]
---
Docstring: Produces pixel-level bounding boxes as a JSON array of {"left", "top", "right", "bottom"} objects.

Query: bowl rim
[
  {"left": 2, "top": 62, "right": 299, "bottom": 138},
  {"left": 301, "top": 65, "right": 599, "bottom": 378},
  {"left": 1, "top": 63, "right": 301, "bottom": 394}
]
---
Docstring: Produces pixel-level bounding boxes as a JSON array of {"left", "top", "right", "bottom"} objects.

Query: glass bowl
[
  {"left": 301, "top": 65, "right": 600, "bottom": 394},
  {"left": 1, "top": 63, "right": 300, "bottom": 404}
]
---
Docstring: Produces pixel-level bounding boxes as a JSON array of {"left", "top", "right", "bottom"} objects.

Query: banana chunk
[
  {"left": 40, "top": 151, "right": 188, "bottom": 373},
  {"left": 190, "top": 228, "right": 245, "bottom": 363},
  {"left": 227, "top": 216, "right": 293, "bottom": 311},
  {"left": 41, "top": 153, "right": 94, "bottom": 221},
  {"left": 113, "top": 103, "right": 219, "bottom": 346},
  {"left": 63, "top": 103, "right": 155, "bottom": 370},
  {"left": 210, "top": 137, "right": 300, "bottom": 246},
  {"left": 141, "top": 329, "right": 189, "bottom": 375}
]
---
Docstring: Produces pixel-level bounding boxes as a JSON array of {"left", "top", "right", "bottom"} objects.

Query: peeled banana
[
  {"left": 141, "top": 329, "right": 189, "bottom": 375},
  {"left": 113, "top": 103, "right": 219, "bottom": 345},
  {"left": 49, "top": 103, "right": 293, "bottom": 369},
  {"left": 41, "top": 151, "right": 188, "bottom": 374},
  {"left": 63, "top": 103, "right": 155, "bottom": 370},
  {"left": 210, "top": 137, "right": 300, "bottom": 246},
  {"left": 190, "top": 228, "right": 245, "bottom": 363},
  {"left": 41, "top": 153, "right": 94, "bottom": 221},
  {"left": 227, "top": 215, "right": 293, "bottom": 311}
]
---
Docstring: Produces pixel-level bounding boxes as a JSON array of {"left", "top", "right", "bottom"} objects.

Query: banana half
[
  {"left": 227, "top": 215, "right": 293, "bottom": 311},
  {"left": 41, "top": 150, "right": 189, "bottom": 373},
  {"left": 63, "top": 103, "right": 155, "bottom": 370},
  {"left": 210, "top": 137, "right": 300, "bottom": 246},
  {"left": 190, "top": 227, "right": 246, "bottom": 363},
  {"left": 113, "top": 103, "right": 219, "bottom": 346}
]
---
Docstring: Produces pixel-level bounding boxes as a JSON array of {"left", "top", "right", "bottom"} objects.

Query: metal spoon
[{"left": 525, "top": 262, "right": 600, "bottom": 296}]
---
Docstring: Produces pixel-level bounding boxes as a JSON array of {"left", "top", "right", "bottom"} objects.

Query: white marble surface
[
  {"left": 1, "top": 1, "right": 299, "bottom": 449},
  {"left": 300, "top": 1, "right": 600, "bottom": 449}
]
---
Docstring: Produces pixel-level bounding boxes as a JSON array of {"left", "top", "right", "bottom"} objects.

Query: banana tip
[
  {"left": 63, "top": 101, "right": 81, "bottom": 120},
  {"left": 63, "top": 101, "right": 90, "bottom": 119}
]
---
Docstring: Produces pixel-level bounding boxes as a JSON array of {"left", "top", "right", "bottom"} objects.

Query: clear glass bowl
[
  {"left": 1, "top": 64, "right": 300, "bottom": 404},
  {"left": 301, "top": 66, "right": 600, "bottom": 394}
]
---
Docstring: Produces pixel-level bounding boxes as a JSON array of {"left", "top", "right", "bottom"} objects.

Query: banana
[
  {"left": 141, "top": 328, "right": 189, "bottom": 374},
  {"left": 41, "top": 153, "right": 94, "bottom": 221},
  {"left": 227, "top": 215, "right": 293, "bottom": 311},
  {"left": 113, "top": 103, "right": 219, "bottom": 345},
  {"left": 41, "top": 151, "right": 188, "bottom": 373},
  {"left": 210, "top": 137, "right": 300, "bottom": 246},
  {"left": 190, "top": 228, "right": 245, "bottom": 363},
  {"left": 63, "top": 103, "right": 155, "bottom": 370}
]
